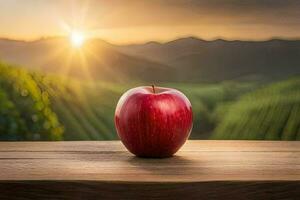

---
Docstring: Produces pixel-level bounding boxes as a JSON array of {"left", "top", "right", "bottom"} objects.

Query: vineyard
[
  {"left": 213, "top": 77, "right": 300, "bottom": 140},
  {"left": 0, "top": 62, "right": 62, "bottom": 140}
]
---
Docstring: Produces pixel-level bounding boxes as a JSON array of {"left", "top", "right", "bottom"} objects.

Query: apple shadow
[{"left": 126, "top": 154, "right": 201, "bottom": 178}]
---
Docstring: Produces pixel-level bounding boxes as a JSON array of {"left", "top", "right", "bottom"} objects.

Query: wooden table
[{"left": 0, "top": 140, "right": 299, "bottom": 199}]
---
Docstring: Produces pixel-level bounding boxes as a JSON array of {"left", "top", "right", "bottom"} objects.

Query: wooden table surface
[{"left": 0, "top": 140, "right": 299, "bottom": 199}]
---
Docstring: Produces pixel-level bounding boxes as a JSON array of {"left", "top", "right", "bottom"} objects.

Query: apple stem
[{"left": 151, "top": 84, "right": 156, "bottom": 94}]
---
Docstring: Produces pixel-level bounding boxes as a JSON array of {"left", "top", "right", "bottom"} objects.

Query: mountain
[
  {"left": 0, "top": 37, "right": 300, "bottom": 83},
  {"left": 0, "top": 38, "right": 172, "bottom": 83},
  {"left": 116, "top": 37, "right": 300, "bottom": 82},
  {"left": 116, "top": 37, "right": 207, "bottom": 62}
]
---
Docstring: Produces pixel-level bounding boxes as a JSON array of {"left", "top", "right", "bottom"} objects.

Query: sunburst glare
[{"left": 70, "top": 31, "right": 85, "bottom": 48}]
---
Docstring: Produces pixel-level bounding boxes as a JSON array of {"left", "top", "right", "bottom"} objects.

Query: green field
[
  {"left": 37, "top": 76, "right": 257, "bottom": 140},
  {"left": 0, "top": 62, "right": 299, "bottom": 141}
]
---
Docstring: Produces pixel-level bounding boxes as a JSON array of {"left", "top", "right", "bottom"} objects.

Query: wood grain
[{"left": 0, "top": 140, "right": 299, "bottom": 199}]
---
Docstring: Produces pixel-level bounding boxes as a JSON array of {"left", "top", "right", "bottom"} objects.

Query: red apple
[{"left": 115, "top": 85, "right": 193, "bottom": 158}]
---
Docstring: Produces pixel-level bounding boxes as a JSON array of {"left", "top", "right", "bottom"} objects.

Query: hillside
[
  {"left": 212, "top": 77, "right": 300, "bottom": 140},
  {"left": 1, "top": 62, "right": 299, "bottom": 141}
]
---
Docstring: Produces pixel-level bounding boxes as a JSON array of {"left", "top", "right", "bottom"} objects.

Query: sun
[{"left": 70, "top": 31, "right": 85, "bottom": 48}]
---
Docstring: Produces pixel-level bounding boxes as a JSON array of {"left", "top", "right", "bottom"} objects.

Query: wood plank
[
  {"left": 0, "top": 140, "right": 299, "bottom": 199},
  {"left": 0, "top": 140, "right": 299, "bottom": 152},
  {"left": 0, "top": 181, "right": 299, "bottom": 200}
]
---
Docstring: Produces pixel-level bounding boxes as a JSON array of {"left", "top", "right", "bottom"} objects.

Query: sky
[{"left": 1, "top": 0, "right": 300, "bottom": 44}]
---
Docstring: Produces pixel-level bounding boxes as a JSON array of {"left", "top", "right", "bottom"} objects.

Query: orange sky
[{"left": 1, "top": 0, "right": 300, "bottom": 44}]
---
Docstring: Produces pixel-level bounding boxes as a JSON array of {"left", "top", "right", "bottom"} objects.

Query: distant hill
[
  {"left": 0, "top": 37, "right": 300, "bottom": 82},
  {"left": 0, "top": 38, "right": 172, "bottom": 83},
  {"left": 116, "top": 37, "right": 300, "bottom": 82}
]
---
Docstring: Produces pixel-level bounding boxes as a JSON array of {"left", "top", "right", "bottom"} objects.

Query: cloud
[
  {"left": 79, "top": 0, "right": 300, "bottom": 29},
  {"left": 0, "top": 0, "right": 300, "bottom": 41}
]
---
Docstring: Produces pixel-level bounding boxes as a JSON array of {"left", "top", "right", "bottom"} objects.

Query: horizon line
[{"left": 1, "top": 35, "right": 300, "bottom": 45}]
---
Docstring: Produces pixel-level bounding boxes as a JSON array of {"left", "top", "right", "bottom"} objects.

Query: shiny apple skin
[{"left": 115, "top": 86, "right": 193, "bottom": 158}]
